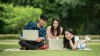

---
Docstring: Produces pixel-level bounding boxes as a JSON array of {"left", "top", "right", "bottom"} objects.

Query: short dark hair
[{"left": 40, "top": 14, "right": 48, "bottom": 21}]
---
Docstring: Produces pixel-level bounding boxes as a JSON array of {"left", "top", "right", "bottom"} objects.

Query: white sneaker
[{"left": 85, "top": 35, "right": 91, "bottom": 41}]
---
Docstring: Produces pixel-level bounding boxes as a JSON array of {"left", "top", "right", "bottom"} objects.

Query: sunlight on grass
[
  {"left": 0, "top": 42, "right": 100, "bottom": 56},
  {"left": 0, "top": 42, "right": 18, "bottom": 45}
]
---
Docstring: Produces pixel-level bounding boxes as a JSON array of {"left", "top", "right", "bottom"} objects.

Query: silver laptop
[
  {"left": 48, "top": 39, "right": 64, "bottom": 50},
  {"left": 22, "top": 30, "right": 38, "bottom": 41}
]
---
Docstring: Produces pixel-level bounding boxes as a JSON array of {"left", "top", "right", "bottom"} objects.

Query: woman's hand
[{"left": 65, "top": 37, "right": 71, "bottom": 40}]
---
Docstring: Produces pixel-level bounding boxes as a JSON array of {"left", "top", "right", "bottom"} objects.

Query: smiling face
[
  {"left": 39, "top": 18, "right": 47, "bottom": 27},
  {"left": 53, "top": 20, "right": 59, "bottom": 29},
  {"left": 65, "top": 31, "right": 72, "bottom": 40}
]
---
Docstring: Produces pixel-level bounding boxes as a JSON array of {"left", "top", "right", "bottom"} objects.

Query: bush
[{"left": 0, "top": 4, "right": 42, "bottom": 34}]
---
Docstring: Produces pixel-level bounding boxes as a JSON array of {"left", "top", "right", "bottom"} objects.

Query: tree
[{"left": 0, "top": 0, "right": 100, "bottom": 34}]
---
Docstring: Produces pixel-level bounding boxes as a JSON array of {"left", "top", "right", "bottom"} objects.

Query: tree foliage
[
  {"left": 0, "top": 3, "right": 42, "bottom": 33},
  {"left": 0, "top": 0, "right": 100, "bottom": 34}
]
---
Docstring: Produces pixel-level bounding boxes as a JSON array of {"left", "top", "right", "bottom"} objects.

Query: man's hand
[{"left": 36, "top": 38, "right": 43, "bottom": 42}]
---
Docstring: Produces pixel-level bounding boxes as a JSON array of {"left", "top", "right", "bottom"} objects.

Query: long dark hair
[
  {"left": 63, "top": 28, "right": 75, "bottom": 49},
  {"left": 50, "top": 17, "right": 61, "bottom": 36}
]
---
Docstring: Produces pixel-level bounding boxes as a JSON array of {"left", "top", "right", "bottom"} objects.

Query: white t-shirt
[
  {"left": 74, "top": 36, "right": 79, "bottom": 42},
  {"left": 74, "top": 36, "right": 86, "bottom": 49}
]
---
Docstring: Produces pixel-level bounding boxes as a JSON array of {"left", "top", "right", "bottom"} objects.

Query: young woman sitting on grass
[{"left": 63, "top": 28, "right": 91, "bottom": 50}]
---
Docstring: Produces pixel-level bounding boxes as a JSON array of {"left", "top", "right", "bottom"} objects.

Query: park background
[{"left": 0, "top": 0, "right": 100, "bottom": 56}]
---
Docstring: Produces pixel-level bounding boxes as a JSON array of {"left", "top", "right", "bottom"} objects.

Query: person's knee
[{"left": 18, "top": 40, "right": 26, "bottom": 45}]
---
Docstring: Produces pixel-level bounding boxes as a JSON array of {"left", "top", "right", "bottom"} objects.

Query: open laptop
[
  {"left": 48, "top": 39, "right": 64, "bottom": 50},
  {"left": 22, "top": 30, "right": 38, "bottom": 41}
]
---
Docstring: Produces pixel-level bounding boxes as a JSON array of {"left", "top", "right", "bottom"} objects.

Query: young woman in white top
[
  {"left": 46, "top": 17, "right": 63, "bottom": 39},
  {"left": 63, "top": 28, "right": 91, "bottom": 50}
]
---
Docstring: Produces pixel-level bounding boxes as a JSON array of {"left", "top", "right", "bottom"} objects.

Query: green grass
[
  {"left": 0, "top": 34, "right": 100, "bottom": 39},
  {"left": 0, "top": 42, "right": 100, "bottom": 56}
]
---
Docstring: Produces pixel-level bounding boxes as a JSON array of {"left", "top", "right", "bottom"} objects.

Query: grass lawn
[{"left": 0, "top": 42, "right": 100, "bottom": 56}]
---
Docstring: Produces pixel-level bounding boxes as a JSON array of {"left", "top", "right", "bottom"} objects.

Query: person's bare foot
[{"left": 85, "top": 35, "right": 91, "bottom": 41}]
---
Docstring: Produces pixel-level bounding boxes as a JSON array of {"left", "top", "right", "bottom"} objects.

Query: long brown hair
[
  {"left": 50, "top": 17, "right": 61, "bottom": 36},
  {"left": 63, "top": 28, "right": 75, "bottom": 49}
]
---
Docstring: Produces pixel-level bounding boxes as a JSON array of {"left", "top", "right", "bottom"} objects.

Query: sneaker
[
  {"left": 20, "top": 47, "right": 26, "bottom": 50},
  {"left": 85, "top": 35, "right": 91, "bottom": 41}
]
